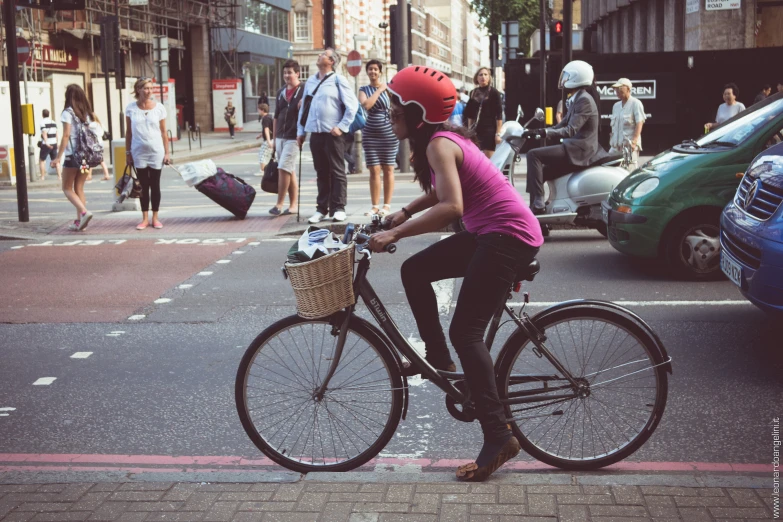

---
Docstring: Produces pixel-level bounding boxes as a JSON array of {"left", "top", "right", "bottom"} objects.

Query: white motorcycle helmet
[{"left": 558, "top": 60, "right": 594, "bottom": 89}]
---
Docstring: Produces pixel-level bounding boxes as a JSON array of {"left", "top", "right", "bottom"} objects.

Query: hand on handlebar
[
  {"left": 523, "top": 130, "right": 542, "bottom": 140},
  {"left": 384, "top": 210, "right": 407, "bottom": 229},
  {"left": 367, "top": 229, "right": 398, "bottom": 253}
]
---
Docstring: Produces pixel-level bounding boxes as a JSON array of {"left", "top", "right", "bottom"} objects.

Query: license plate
[{"left": 720, "top": 252, "right": 743, "bottom": 288}]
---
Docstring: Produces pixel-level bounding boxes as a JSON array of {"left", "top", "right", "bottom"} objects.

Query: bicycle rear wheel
[
  {"left": 236, "top": 315, "right": 404, "bottom": 473},
  {"left": 496, "top": 305, "right": 669, "bottom": 470}
]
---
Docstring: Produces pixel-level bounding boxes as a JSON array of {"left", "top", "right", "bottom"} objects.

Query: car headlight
[{"left": 630, "top": 178, "right": 659, "bottom": 198}]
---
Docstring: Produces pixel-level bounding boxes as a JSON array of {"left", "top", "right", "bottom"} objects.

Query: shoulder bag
[
  {"left": 261, "top": 150, "right": 279, "bottom": 194},
  {"left": 336, "top": 79, "right": 367, "bottom": 134},
  {"left": 299, "top": 73, "right": 334, "bottom": 127}
]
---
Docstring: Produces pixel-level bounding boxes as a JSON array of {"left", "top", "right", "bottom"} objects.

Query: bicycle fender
[
  {"left": 350, "top": 316, "right": 410, "bottom": 421},
  {"left": 530, "top": 299, "right": 673, "bottom": 374}
]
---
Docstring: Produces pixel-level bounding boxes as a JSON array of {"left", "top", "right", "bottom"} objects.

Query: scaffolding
[{"left": 1, "top": 0, "right": 238, "bottom": 80}]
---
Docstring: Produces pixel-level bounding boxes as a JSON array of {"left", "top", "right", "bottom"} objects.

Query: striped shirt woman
[{"left": 358, "top": 60, "right": 399, "bottom": 216}]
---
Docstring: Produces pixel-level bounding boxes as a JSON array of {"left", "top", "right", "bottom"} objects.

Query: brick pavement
[{"left": 0, "top": 475, "right": 775, "bottom": 521}]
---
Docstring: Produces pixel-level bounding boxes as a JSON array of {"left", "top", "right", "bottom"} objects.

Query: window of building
[
  {"left": 300, "top": 65, "right": 310, "bottom": 79},
  {"left": 243, "top": 0, "right": 290, "bottom": 40},
  {"left": 295, "top": 11, "right": 310, "bottom": 41}
]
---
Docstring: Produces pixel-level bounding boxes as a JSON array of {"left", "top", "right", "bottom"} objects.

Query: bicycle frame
[{"left": 313, "top": 248, "right": 586, "bottom": 411}]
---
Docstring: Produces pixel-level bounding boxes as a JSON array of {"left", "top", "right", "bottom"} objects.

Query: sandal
[
  {"left": 136, "top": 222, "right": 149, "bottom": 230},
  {"left": 365, "top": 206, "right": 380, "bottom": 216},
  {"left": 456, "top": 436, "right": 521, "bottom": 482},
  {"left": 379, "top": 204, "right": 391, "bottom": 217}
]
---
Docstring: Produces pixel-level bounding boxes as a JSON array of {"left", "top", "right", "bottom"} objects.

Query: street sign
[
  {"left": 706, "top": 0, "right": 740, "bottom": 10},
  {"left": 347, "top": 50, "right": 362, "bottom": 77},
  {"left": 0, "top": 147, "right": 8, "bottom": 160},
  {"left": 16, "top": 37, "right": 30, "bottom": 63},
  {"left": 128, "top": 0, "right": 148, "bottom": 5}
]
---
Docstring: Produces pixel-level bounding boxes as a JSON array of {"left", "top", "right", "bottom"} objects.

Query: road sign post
[{"left": 3, "top": 0, "right": 30, "bottom": 221}]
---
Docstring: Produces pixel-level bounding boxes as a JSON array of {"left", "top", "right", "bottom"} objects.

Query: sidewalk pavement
[
  {"left": 0, "top": 471, "right": 774, "bottom": 521},
  {"left": 1, "top": 121, "right": 266, "bottom": 192}
]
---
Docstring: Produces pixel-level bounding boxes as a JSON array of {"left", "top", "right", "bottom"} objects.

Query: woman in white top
[
  {"left": 126, "top": 77, "right": 171, "bottom": 230},
  {"left": 705, "top": 83, "right": 746, "bottom": 131},
  {"left": 50, "top": 84, "right": 95, "bottom": 231}
]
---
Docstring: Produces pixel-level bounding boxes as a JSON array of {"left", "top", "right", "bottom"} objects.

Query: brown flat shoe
[{"left": 456, "top": 436, "right": 521, "bottom": 482}]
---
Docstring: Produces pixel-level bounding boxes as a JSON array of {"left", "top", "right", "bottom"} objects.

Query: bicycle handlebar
[{"left": 355, "top": 232, "right": 397, "bottom": 254}]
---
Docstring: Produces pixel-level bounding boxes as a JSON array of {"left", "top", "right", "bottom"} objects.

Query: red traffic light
[{"left": 553, "top": 20, "right": 563, "bottom": 34}]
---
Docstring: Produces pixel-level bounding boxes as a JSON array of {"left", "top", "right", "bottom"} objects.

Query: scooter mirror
[
  {"left": 534, "top": 108, "right": 545, "bottom": 121},
  {"left": 517, "top": 105, "right": 524, "bottom": 121}
]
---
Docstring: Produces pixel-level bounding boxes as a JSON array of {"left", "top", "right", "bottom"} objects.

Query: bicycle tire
[
  {"left": 236, "top": 314, "right": 404, "bottom": 473},
  {"left": 496, "top": 305, "right": 669, "bottom": 470}
]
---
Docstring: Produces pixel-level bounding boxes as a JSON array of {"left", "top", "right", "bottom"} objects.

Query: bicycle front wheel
[
  {"left": 496, "top": 306, "right": 669, "bottom": 470},
  {"left": 236, "top": 315, "right": 404, "bottom": 473}
]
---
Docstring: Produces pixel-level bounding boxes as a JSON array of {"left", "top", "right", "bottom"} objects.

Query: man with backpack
[{"left": 296, "top": 47, "right": 358, "bottom": 224}]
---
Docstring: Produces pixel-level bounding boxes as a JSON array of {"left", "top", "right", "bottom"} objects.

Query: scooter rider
[{"left": 525, "top": 60, "right": 608, "bottom": 214}]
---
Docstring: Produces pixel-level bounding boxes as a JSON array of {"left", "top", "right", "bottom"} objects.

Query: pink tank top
[{"left": 431, "top": 131, "right": 544, "bottom": 248}]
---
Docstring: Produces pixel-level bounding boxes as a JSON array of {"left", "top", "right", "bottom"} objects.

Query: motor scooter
[{"left": 492, "top": 108, "right": 632, "bottom": 237}]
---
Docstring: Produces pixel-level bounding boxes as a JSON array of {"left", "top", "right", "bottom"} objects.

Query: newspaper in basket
[{"left": 285, "top": 242, "right": 356, "bottom": 319}]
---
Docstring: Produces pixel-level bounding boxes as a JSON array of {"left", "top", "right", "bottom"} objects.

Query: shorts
[
  {"left": 39, "top": 145, "right": 57, "bottom": 161},
  {"left": 476, "top": 130, "right": 497, "bottom": 152},
  {"left": 63, "top": 156, "right": 81, "bottom": 169},
  {"left": 275, "top": 138, "right": 298, "bottom": 174},
  {"left": 258, "top": 142, "right": 272, "bottom": 165}
]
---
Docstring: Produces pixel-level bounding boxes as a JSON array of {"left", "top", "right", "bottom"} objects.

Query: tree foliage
[{"left": 471, "top": 0, "right": 548, "bottom": 56}]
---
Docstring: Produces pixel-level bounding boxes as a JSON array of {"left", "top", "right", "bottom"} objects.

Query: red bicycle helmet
[{"left": 387, "top": 66, "right": 457, "bottom": 124}]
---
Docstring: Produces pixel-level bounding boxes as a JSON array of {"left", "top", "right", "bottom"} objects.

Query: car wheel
[{"left": 665, "top": 210, "right": 722, "bottom": 280}]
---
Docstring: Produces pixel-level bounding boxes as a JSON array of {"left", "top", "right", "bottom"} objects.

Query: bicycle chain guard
[{"left": 445, "top": 380, "right": 476, "bottom": 423}]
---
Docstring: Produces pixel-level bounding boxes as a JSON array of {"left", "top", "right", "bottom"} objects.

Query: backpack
[{"left": 67, "top": 108, "right": 104, "bottom": 169}]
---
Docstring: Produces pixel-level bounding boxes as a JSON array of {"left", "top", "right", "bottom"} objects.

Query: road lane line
[
  {"left": 503, "top": 300, "right": 753, "bottom": 307},
  {"left": 179, "top": 284, "right": 193, "bottom": 289},
  {"left": 198, "top": 271, "right": 213, "bottom": 276},
  {"left": 127, "top": 315, "right": 146, "bottom": 321},
  {"left": 32, "top": 378, "right": 57, "bottom": 386},
  {"left": 70, "top": 352, "right": 92, "bottom": 359},
  {"left": 216, "top": 260, "right": 231, "bottom": 264},
  {"left": 154, "top": 298, "right": 172, "bottom": 304}
]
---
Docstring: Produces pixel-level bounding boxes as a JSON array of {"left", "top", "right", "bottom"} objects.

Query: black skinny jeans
[
  {"left": 525, "top": 144, "right": 573, "bottom": 205},
  {"left": 136, "top": 167, "right": 162, "bottom": 212},
  {"left": 401, "top": 231, "right": 539, "bottom": 440}
]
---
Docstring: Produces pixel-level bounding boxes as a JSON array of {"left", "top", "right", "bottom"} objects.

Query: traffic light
[{"left": 550, "top": 20, "right": 563, "bottom": 52}]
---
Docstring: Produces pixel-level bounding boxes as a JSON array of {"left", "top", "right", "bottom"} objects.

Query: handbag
[
  {"left": 299, "top": 73, "right": 334, "bottom": 127},
  {"left": 261, "top": 151, "right": 279, "bottom": 194},
  {"left": 337, "top": 81, "right": 366, "bottom": 134},
  {"left": 115, "top": 165, "right": 142, "bottom": 203},
  {"left": 229, "top": 116, "right": 237, "bottom": 125}
]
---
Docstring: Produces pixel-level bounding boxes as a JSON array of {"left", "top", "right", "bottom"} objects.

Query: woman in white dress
[{"left": 125, "top": 77, "right": 171, "bottom": 230}]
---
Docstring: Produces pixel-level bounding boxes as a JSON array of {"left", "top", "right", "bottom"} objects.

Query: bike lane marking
[
  {"left": 504, "top": 300, "right": 753, "bottom": 307},
  {"left": 0, "top": 453, "right": 772, "bottom": 473}
]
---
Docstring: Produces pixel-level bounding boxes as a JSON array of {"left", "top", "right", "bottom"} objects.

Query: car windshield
[{"left": 696, "top": 98, "right": 783, "bottom": 147}]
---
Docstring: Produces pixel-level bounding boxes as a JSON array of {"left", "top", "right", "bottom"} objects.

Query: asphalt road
[{"left": 1, "top": 231, "right": 780, "bottom": 473}]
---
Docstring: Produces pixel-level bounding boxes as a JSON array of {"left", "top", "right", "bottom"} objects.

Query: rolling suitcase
[{"left": 196, "top": 168, "right": 256, "bottom": 219}]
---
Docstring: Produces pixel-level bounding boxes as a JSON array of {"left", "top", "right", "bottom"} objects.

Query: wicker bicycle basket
[{"left": 284, "top": 244, "right": 356, "bottom": 319}]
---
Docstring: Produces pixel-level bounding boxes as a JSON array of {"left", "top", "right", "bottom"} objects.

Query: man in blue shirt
[{"left": 297, "top": 48, "right": 358, "bottom": 223}]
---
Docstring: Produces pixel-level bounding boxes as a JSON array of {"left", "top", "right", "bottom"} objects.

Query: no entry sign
[
  {"left": 347, "top": 50, "right": 362, "bottom": 77},
  {"left": 0, "top": 146, "right": 9, "bottom": 160},
  {"left": 16, "top": 37, "right": 30, "bottom": 64}
]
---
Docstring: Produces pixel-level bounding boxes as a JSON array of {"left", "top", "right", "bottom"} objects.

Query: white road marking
[
  {"left": 106, "top": 331, "right": 125, "bottom": 337},
  {"left": 71, "top": 352, "right": 93, "bottom": 359},
  {"left": 504, "top": 300, "right": 754, "bottom": 307},
  {"left": 179, "top": 284, "right": 193, "bottom": 289},
  {"left": 216, "top": 259, "right": 231, "bottom": 264},
  {"left": 11, "top": 246, "right": 23, "bottom": 250},
  {"left": 198, "top": 271, "right": 213, "bottom": 276},
  {"left": 0, "top": 407, "right": 16, "bottom": 417},
  {"left": 154, "top": 298, "right": 172, "bottom": 304},
  {"left": 248, "top": 241, "right": 261, "bottom": 246},
  {"left": 232, "top": 250, "right": 245, "bottom": 254},
  {"left": 431, "top": 280, "right": 454, "bottom": 316},
  {"left": 261, "top": 238, "right": 295, "bottom": 242},
  {"left": 127, "top": 315, "right": 146, "bottom": 321},
  {"left": 33, "top": 377, "right": 57, "bottom": 386}
]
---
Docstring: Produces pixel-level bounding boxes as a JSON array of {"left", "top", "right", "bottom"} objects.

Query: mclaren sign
[{"left": 596, "top": 80, "right": 657, "bottom": 99}]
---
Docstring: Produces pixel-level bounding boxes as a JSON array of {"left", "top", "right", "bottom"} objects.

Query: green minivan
[{"left": 603, "top": 93, "right": 783, "bottom": 279}]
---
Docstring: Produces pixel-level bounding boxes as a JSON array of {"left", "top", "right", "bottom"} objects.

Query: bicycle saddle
[{"left": 515, "top": 259, "right": 540, "bottom": 282}]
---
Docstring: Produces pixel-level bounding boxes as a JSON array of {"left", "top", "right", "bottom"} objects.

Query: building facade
[{"left": 581, "top": 0, "right": 783, "bottom": 53}]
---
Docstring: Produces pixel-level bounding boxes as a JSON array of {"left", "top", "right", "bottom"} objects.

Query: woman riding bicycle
[{"left": 368, "top": 66, "right": 545, "bottom": 482}]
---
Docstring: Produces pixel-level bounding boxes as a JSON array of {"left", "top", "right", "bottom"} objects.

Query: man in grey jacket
[
  {"left": 525, "top": 60, "right": 607, "bottom": 213},
  {"left": 297, "top": 48, "right": 358, "bottom": 223}
]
